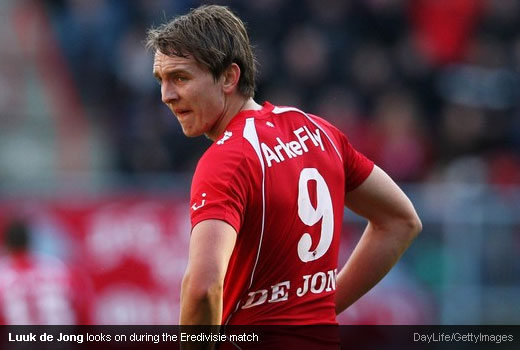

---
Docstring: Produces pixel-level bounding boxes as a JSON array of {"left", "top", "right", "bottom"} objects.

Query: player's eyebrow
[{"left": 153, "top": 68, "right": 191, "bottom": 81}]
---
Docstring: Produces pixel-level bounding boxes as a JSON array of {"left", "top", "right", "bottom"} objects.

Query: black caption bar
[{"left": 0, "top": 325, "right": 518, "bottom": 350}]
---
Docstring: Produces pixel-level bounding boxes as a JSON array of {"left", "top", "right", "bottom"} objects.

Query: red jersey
[
  {"left": 0, "top": 252, "right": 90, "bottom": 324},
  {"left": 190, "top": 102, "right": 373, "bottom": 325}
]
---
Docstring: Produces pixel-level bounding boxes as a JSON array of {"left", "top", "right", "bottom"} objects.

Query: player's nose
[{"left": 161, "top": 82, "right": 179, "bottom": 104}]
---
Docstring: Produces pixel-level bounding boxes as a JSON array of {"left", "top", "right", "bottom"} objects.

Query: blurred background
[{"left": 0, "top": 0, "right": 519, "bottom": 324}]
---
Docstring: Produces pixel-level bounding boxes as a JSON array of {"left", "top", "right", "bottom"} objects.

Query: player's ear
[{"left": 222, "top": 63, "right": 241, "bottom": 94}]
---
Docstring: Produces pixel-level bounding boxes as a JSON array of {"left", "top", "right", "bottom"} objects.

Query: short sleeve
[
  {"left": 189, "top": 146, "right": 249, "bottom": 234},
  {"left": 342, "top": 134, "right": 374, "bottom": 192}
]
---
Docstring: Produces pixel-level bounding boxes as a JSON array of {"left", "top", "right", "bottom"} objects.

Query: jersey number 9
[{"left": 297, "top": 168, "right": 334, "bottom": 262}]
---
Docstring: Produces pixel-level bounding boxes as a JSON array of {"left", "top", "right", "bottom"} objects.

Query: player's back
[
  {"left": 191, "top": 102, "right": 372, "bottom": 327},
  {"left": 222, "top": 103, "right": 347, "bottom": 325}
]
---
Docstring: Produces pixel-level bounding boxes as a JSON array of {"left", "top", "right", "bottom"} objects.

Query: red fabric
[
  {"left": 410, "top": 0, "right": 483, "bottom": 65},
  {"left": 190, "top": 102, "right": 373, "bottom": 325},
  {"left": 0, "top": 252, "right": 91, "bottom": 324}
]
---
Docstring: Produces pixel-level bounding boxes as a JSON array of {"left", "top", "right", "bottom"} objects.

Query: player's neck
[
  {"left": 240, "top": 98, "right": 263, "bottom": 112},
  {"left": 207, "top": 97, "right": 262, "bottom": 141}
]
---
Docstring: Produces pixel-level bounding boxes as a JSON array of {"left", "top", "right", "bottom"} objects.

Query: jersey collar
[{"left": 224, "top": 101, "right": 275, "bottom": 132}]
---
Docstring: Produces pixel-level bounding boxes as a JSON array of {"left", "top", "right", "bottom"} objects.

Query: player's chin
[{"left": 180, "top": 125, "right": 203, "bottom": 138}]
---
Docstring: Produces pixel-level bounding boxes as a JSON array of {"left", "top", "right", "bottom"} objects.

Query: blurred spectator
[
  {"left": 348, "top": 42, "right": 395, "bottom": 97},
  {"left": 367, "top": 89, "right": 432, "bottom": 181},
  {"left": 438, "top": 103, "right": 487, "bottom": 162},
  {"left": 487, "top": 151, "right": 520, "bottom": 200},
  {"left": 0, "top": 219, "right": 91, "bottom": 324},
  {"left": 409, "top": 0, "right": 483, "bottom": 66},
  {"left": 282, "top": 24, "right": 330, "bottom": 87},
  {"left": 28, "top": 0, "right": 517, "bottom": 182}
]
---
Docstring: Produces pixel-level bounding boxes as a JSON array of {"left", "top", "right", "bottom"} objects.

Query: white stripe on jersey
[
  {"left": 225, "top": 117, "right": 267, "bottom": 326},
  {"left": 272, "top": 106, "right": 343, "bottom": 162},
  {"left": 242, "top": 118, "right": 267, "bottom": 289}
]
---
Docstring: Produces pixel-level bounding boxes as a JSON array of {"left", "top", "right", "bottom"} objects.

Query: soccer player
[
  {"left": 0, "top": 219, "right": 91, "bottom": 324},
  {"left": 146, "top": 2, "right": 421, "bottom": 342}
]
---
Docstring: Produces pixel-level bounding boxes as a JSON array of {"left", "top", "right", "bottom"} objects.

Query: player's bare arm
[
  {"left": 335, "top": 165, "right": 422, "bottom": 314},
  {"left": 180, "top": 219, "right": 237, "bottom": 325}
]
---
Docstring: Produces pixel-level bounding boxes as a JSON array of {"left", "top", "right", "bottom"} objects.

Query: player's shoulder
[
  {"left": 306, "top": 112, "right": 344, "bottom": 138},
  {"left": 194, "top": 126, "right": 254, "bottom": 179},
  {"left": 270, "top": 104, "right": 344, "bottom": 135},
  {"left": 203, "top": 126, "right": 250, "bottom": 159},
  {"left": 199, "top": 103, "right": 277, "bottom": 162}
]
